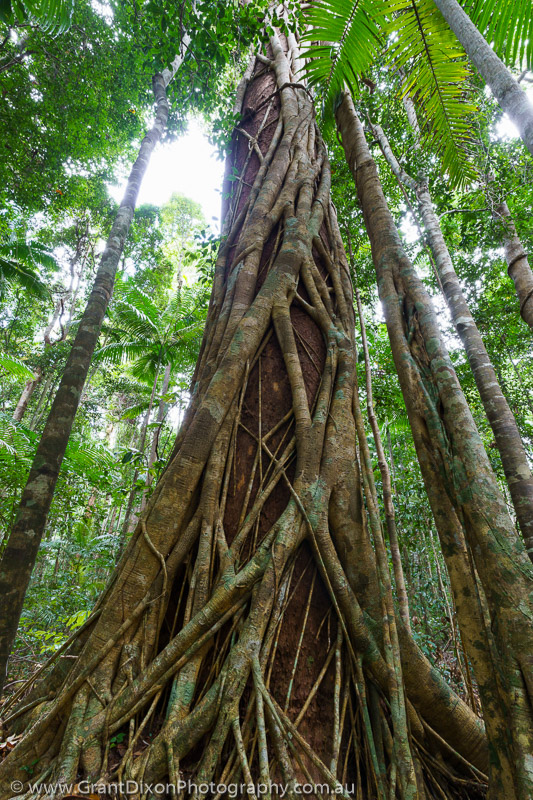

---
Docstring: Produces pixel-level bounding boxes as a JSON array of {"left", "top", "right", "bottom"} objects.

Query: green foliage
[
  {"left": 303, "top": 0, "right": 477, "bottom": 187},
  {"left": 0, "top": 0, "right": 148, "bottom": 214},
  {"left": 96, "top": 278, "right": 208, "bottom": 383},
  {"left": 0, "top": 354, "right": 35, "bottom": 381}
]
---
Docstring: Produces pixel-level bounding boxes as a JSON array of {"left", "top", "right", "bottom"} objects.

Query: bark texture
[
  {"left": 0, "top": 41, "right": 488, "bottom": 800},
  {"left": 337, "top": 91, "right": 533, "bottom": 800},
  {"left": 0, "top": 66, "right": 179, "bottom": 698},
  {"left": 431, "top": 0, "right": 533, "bottom": 157}
]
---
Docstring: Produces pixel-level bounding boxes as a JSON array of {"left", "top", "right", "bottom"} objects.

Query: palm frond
[
  {"left": 64, "top": 438, "right": 115, "bottom": 478},
  {"left": 387, "top": 0, "right": 477, "bottom": 189},
  {"left": 0, "top": 414, "right": 37, "bottom": 460},
  {"left": 464, "top": 0, "right": 533, "bottom": 71},
  {"left": 0, "top": 0, "right": 73, "bottom": 34},
  {"left": 129, "top": 352, "right": 163, "bottom": 382},
  {"left": 116, "top": 281, "right": 161, "bottom": 325},
  {"left": 301, "top": 0, "right": 386, "bottom": 130},
  {"left": 121, "top": 401, "right": 151, "bottom": 420},
  {"left": 111, "top": 301, "right": 159, "bottom": 341},
  {"left": 0, "top": 241, "right": 58, "bottom": 271},
  {"left": 0, "top": 355, "right": 37, "bottom": 382},
  {"left": 0, "top": 256, "right": 51, "bottom": 300},
  {"left": 94, "top": 341, "right": 153, "bottom": 365}
]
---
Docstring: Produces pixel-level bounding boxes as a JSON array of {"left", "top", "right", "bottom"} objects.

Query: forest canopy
[{"left": 1, "top": 2, "right": 533, "bottom": 799}]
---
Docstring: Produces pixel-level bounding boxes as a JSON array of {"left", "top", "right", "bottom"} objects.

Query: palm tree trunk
[
  {"left": 431, "top": 0, "right": 533, "bottom": 157},
  {"left": 369, "top": 120, "right": 533, "bottom": 560},
  {"left": 0, "top": 54, "right": 185, "bottom": 697},
  {"left": 494, "top": 201, "right": 533, "bottom": 329},
  {"left": 337, "top": 91, "right": 533, "bottom": 799}
]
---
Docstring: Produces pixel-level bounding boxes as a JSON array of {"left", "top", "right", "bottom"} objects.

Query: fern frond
[
  {"left": 387, "top": 0, "right": 477, "bottom": 189},
  {"left": 121, "top": 401, "right": 151, "bottom": 420},
  {"left": 301, "top": 0, "right": 386, "bottom": 130},
  {"left": 94, "top": 342, "right": 151, "bottom": 365},
  {"left": 464, "top": 0, "right": 533, "bottom": 71},
  {"left": 0, "top": 257, "right": 51, "bottom": 300},
  {"left": 0, "top": 355, "right": 37, "bottom": 382},
  {"left": 0, "top": 0, "right": 74, "bottom": 34}
]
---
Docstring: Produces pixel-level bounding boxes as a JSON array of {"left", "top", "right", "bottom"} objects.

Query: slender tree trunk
[
  {"left": 369, "top": 121, "right": 533, "bottom": 560},
  {"left": 140, "top": 361, "right": 171, "bottom": 512},
  {"left": 12, "top": 368, "right": 41, "bottom": 423},
  {"left": 43, "top": 222, "right": 88, "bottom": 347},
  {"left": 0, "top": 39, "right": 488, "bottom": 800},
  {"left": 431, "top": 0, "right": 533, "bottom": 157},
  {"left": 0, "top": 54, "right": 185, "bottom": 697},
  {"left": 120, "top": 364, "right": 160, "bottom": 540},
  {"left": 397, "top": 70, "right": 421, "bottom": 147},
  {"left": 351, "top": 263, "right": 411, "bottom": 631},
  {"left": 337, "top": 91, "right": 533, "bottom": 799},
  {"left": 494, "top": 201, "right": 533, "bottom": 330}
]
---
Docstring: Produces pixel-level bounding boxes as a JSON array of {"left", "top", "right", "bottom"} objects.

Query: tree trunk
[
  {"left": 0, "top": 57, "right": 184, "bottom": 697},
  {"left": 140, "top": 361, "right": 172, "bottom": 512},
  {"left": 369, "top": 120, "right": 533, "bottom": 561},
  {"left": 0, "top": 39, "right": 488, "bottom": 800},
  {"left": 337, "top": 91, "right": 533, "bottom": 799},
  {"left": 494, "top": 201, "right": 533, "bottom": 330},
  {"left": 431, "top": 0, "right": 533, "bottom": 157},
  {"left": 351, "top": 259, "right": 411, "bottom": 631},
  {"left": 118, "top": 365, "right": 161, "bottom": 544},
  {"left": 12, "top": 367, "right": 41, "bottom": 423}
]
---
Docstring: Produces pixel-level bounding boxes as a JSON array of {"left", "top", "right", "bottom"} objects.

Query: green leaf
[
  {"left": 386, "top": 0, "right": 477, "bottom": 189},
  {"left": 301, "top": 0, "right": 386, "bottom": 131},
  {"left": 464, "top": 0, "right": 533, "bottom": 71},
  {"left": 0, "top": 355, "right": 37, "bottom": 382},
  {"left": 121, "top": 401, "right": 150, "bottom": 420}
]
